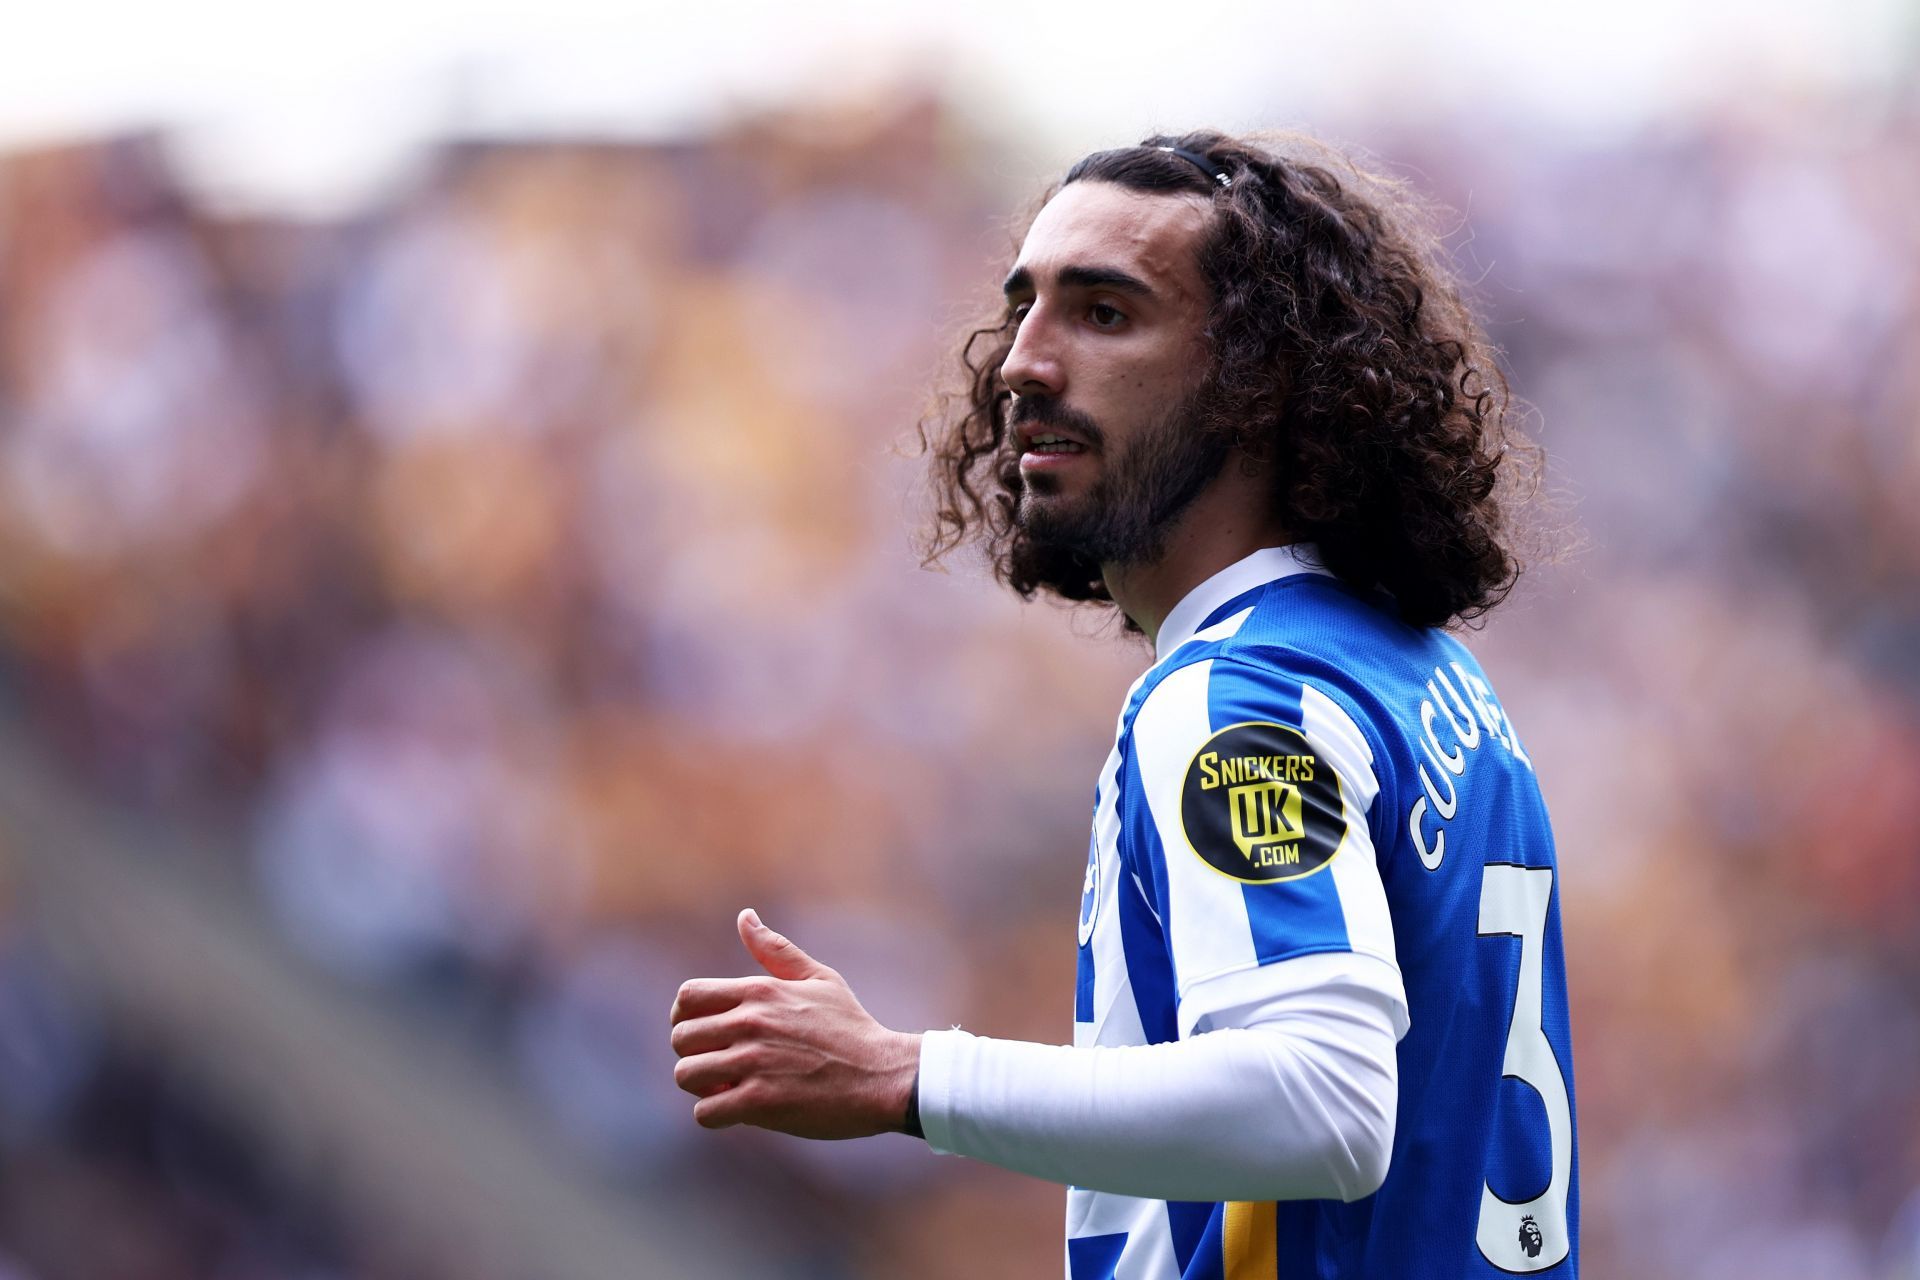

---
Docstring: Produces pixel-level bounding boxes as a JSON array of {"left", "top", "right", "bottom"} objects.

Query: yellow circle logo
[{"left": 1179, "top": 721, "right": 1344, "bottom": 884}]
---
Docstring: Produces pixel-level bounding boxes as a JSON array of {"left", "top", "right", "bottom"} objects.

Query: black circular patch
[{"left": 1179, "top": 721, "right": 1345, "bottom": 884}]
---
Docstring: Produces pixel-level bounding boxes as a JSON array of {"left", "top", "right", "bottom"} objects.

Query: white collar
[{"left": 1152, "top": 544, "right": 1331, "bottom": 660}]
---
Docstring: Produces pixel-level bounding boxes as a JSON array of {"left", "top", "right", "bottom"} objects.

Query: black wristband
[{"left": 901, "top": 1066, "right": 924, "bottom": 1140}]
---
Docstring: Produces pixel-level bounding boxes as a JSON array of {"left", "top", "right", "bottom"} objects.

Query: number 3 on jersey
[{"left": 1477, "top": 864, "right": 1573, "bottom": 1271}]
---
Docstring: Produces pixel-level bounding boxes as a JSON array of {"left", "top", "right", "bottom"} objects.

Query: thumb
[{"left": 738, "top": 909, "right": 835, "bottom": 981}]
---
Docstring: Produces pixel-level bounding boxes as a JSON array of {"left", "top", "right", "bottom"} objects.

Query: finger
[
  {"left": 669, "top": 1008, "right": 758, "bottom": 1059},
  {"left": 674, "top": 1045, "right": 760, "bottom": 1099},
  {"left": 669, "top": 977, "right": 765, "bottom": 1024},
  {"left": 738, "top": 909, "right": 838, "bottom": 983},
  {"left": 692, "top": 1079, "right": 766, "bottom": 1129}
]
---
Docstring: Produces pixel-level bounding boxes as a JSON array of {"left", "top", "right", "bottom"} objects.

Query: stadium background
[{"left": 0, "top": 4, "right": 1917, "bottom": 1277}]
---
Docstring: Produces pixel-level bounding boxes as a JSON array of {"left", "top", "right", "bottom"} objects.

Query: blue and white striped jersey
[{"left": 1069, "top": 545, "right": 1578, "bottom": 1279}]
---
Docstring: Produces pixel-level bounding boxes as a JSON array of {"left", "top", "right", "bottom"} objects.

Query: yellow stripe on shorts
[{"left": 1223, "top": 1200, "right": 1278, "bottom": 1278}]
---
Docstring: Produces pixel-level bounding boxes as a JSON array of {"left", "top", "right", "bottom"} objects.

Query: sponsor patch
[{"left": 1179, "top": 721, "right": 1345, "bottom": 883}]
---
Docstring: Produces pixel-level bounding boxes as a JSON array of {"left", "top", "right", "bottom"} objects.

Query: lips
[
  {"left": 1013, "top": 422, "right": 1093, "bottom": 455},
  {"left": 1016, "top": 424, "right": 1093, "bottom": 477}
]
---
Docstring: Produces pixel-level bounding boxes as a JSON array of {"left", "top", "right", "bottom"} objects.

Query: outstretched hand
[{"left": 669, "top": 909, "right": 922, "bottom": 1139}]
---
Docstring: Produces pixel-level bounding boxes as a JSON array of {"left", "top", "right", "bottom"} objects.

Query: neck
[{"left": 1101, "top": 460, "right": 1290, "bottom": 642}]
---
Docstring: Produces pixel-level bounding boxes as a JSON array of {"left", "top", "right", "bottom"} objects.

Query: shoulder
[
  {"left": 1123, "top": 574, "right": 1387, "bottom": 716},
  {"left": 1123, "top": 646, "right": 1383, "bottom": 824},
  {"left": 1116, "top": 641, "right": 1397, "bottom": 948},
  {"left": 1121, "top": 583, "right": 1437, "bottom": 810},
  {"left": 1233, "top": 575, "right": 1436, "bottom": 686},
  {"left": 1129, "top": 583, "right": 1408, "bottom": 743}
]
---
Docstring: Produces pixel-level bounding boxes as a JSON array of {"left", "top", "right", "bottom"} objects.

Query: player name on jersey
[{"left": 1407, "top": 662, "right": 1535, "bottom": 872}]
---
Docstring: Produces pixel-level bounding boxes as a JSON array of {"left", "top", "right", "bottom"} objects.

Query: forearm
[{"left": 915, "top": 985, "right": 1399, "bottom": 1203}]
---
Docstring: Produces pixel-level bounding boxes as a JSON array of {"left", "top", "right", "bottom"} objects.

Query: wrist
[
  {"left": 901, "top": 1065, "right": 924, "bottom": 1138},
  {"left": 891, "top": 1031, "right": 924, "bottom": 1138}
]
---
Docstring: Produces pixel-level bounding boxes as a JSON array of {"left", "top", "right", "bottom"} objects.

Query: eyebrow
[{"left": 1001, "top": 263, "right": 1159, "bottom": 300}]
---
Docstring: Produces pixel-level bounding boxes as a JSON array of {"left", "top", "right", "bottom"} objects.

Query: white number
[{"left": 1475, "top": 864, "right": 1573, "bottom": 1271}]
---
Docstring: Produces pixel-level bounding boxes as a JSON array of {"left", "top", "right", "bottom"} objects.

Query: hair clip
[{"left": 1158, "top": 146, "right": 1231, "bottom": 188}]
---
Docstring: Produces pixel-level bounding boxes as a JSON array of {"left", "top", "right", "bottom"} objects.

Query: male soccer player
[{"left": 669, "top": 130, "right": 1577, "bottom": 1278}]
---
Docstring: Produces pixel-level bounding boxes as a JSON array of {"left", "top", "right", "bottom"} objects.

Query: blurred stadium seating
[{"left": 0, "top": 87, "right": 1915, "bottom": 1279}]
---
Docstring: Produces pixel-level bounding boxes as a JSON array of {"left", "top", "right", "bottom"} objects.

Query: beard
[{"left": 1012, "top": 386, "right": 1229, "bottom": 570}]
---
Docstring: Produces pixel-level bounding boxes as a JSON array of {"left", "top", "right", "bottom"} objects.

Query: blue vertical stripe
[
  {"left": 1240, "top": 877, "right": 1351, "bottom": 963},
  {"left": 1116, "top": 848, "right": 1177, "bottom": 1045},
  {"left": 1082, "top": 836, "right": 1098, "bottom": 1028},
  {"left": 1197, "top": 584, "right": 1272, "bottom": 634},
  {"left": 1181, "top": 1210, "right": 1227, "bottom": 1280},
  {"left": 1119, "top": 740, "right": 1180, "bottom": 1010},
  {"left": 1067, "top": 1232, "right": 1128, "bottom": 1280},
  {"left": 1076, "top": 809, "right": 1098, "bottom": 1023},
  {"left": 1167, "top": 1201, "right": 1220, "bottom": 1276},
  {"left": 1204, "top": 658, "right": 1304, "bottom": 740},
  {"left": 1275, "top": 1201, "right": 1322, "bottom": 1278},
  {"left": 1074, "top": 934, "right": 1096, "bottom": 1024}
]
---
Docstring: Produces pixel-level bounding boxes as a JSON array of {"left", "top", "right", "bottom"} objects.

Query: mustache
[{"left": 1008, "top": 396, "right": 1106, "bottom": 448}]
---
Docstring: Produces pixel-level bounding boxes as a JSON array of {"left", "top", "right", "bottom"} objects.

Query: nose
[{"left": 1000, "top": 308, "right": 1065, "bottom": 399}]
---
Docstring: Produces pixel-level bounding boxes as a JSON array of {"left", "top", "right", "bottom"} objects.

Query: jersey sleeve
[{"left": 1122, "top": 655, "right": 1408, "bottom": 1040}]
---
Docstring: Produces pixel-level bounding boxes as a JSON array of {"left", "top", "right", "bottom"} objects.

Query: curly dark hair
[{"left": 918, "top": 129, "right": 1539, "bottom": 630}]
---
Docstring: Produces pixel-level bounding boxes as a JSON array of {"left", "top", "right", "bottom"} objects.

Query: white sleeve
[{"left": 914, "top": 956, "right": 1401, "bottom": 1203}]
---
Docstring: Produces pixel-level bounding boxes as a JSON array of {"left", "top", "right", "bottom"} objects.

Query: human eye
[
  {"left": 1088, "top": 301, "right": 1127, "bottom": 330},
  {"left": 1007, "top": 300, "right": 1032, "bottom": 326}
]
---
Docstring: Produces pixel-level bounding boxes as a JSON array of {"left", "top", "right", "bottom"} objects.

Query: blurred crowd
[{"left": 0, "top": 85, "right": 1915, "bottom": 1279}]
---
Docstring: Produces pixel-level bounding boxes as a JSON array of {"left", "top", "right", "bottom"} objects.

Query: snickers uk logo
[{"left": 1180, "top": 721, "right": 1346, "bottom": 883}]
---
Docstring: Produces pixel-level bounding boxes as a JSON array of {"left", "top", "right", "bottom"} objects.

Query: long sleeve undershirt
[{"left": 914, "top": 963, "right": 1403, "bottom": 1204}]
